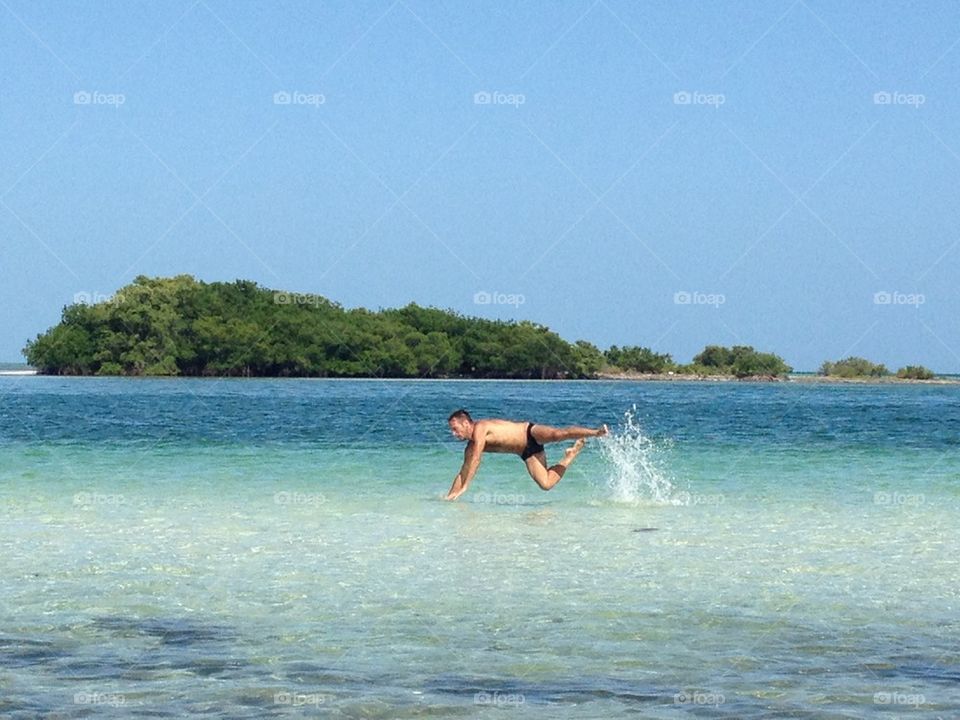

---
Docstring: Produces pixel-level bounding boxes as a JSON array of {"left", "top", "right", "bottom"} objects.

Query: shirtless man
[{"left": 444, "top": 409, "right": 608, "bottom": 500}]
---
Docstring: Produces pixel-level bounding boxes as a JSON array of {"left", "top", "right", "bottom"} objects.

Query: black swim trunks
[{"left": 520, "top": 422, "right": 545, "bottom": 460}]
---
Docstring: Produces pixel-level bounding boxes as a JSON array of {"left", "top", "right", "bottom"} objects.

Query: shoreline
[
  {"left": 596, "top": 371, "right": 960, "bottom": 385},
  {"left": 6, "top": 369, "right": 959, "bottom": 384}
]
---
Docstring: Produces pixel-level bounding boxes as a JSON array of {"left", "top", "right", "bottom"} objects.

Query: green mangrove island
[{"left": 22, "top": 275, "right": 939, "bottom": 381}]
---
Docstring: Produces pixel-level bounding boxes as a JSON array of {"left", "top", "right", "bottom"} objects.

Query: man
[{"left": 444, "top": 409, "right": 608, "bottom": 500}]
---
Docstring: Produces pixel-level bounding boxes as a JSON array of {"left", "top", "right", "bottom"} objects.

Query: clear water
[{"left": 1, "top": 377, "right": 958, "bottom": 718}]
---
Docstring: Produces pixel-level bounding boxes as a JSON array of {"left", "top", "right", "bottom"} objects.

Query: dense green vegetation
[
  {"left": 817, "top": 358, "right": 939, "bottom": 380},
  {"left": 603, "top": 345, "right": 675, "bottom": 374},
  {"left": 24, "top": 276, "right": 928, "bottom": 381},
  {"left": 819, "top": 357, "right": 890, "bottom": 378},
  {"left": 686, "top": 344, "right": 792, "bottom": 378},
  {"left": 896, "top": 365, "right": 935, "bottom": 380},
  {"left": 24, "top": 276, "right": 586, "bottom": 378},
  {"left": 602, "top": 344, "right": 792, "bottom": 378}
]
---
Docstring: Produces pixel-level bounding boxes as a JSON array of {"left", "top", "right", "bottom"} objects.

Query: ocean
[{"left": 1, "top": 377, "right": 958, "bottom": 718}]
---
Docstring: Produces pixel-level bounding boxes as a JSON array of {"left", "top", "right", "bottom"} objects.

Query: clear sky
[{"left": 2, "top": 1, "right": 958, "bottom": 370}]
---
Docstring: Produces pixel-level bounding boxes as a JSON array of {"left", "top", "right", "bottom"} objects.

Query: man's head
[{"left": 447, "top": 408, "right": 473, "bottom": 440}]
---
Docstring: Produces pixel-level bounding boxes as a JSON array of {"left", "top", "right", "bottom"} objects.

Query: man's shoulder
[{"left": 472, "top": 419, "right": 491, "bottom": 437}]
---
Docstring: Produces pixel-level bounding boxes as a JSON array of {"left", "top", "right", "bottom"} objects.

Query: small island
[
  {"left": 23, "top": 275, "right": 794, "bottom": 379},
  {"left": 22, "top": 275, "right": 947, "bottom": 383}
]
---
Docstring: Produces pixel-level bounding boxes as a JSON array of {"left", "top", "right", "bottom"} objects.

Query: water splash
[{"left": 596, "top": 405, "right": 679, "bottom": 504}]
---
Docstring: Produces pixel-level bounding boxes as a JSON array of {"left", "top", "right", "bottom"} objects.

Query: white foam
[{"left": 596, "top": 405, "right": 679, "bottom": 505}]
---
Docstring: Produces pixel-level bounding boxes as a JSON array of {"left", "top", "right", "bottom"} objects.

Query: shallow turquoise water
[{"left": 1, "top": 378, "right": 958, "bottom": 718}]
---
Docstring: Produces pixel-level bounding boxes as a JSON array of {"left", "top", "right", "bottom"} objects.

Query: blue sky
[{"left": 2, "top": 0, "right": 959, "bottom": 370}]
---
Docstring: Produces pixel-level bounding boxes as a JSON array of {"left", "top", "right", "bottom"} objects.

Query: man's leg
[
  {"left": 531, "top": 424, "right": 607, "bottom": 444},
  {"left": 523, "top": 440, "right": 586, "bottom": 491}
]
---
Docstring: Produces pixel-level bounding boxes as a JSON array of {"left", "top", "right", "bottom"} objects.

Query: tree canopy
[
  {"left": 819, "top": 357, "right": 889, "bottom": 378},
  {"left": 896, "top": 365, "right": 935, "bottom": 380},
  {"left": 687, "top": 344, "right": 792, "bottom": 378},
  {"left": 24, "top": 276, "right": 794, "bottom": 379},
  {"left": 24, "top": 276, "right": 593, "bottom": 378}
]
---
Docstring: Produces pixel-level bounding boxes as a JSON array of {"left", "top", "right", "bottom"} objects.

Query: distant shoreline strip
[{"left": 4, "top": 369, "right": 959, "bottom": 384}]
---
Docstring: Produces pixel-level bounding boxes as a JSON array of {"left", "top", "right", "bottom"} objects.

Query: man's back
[{"left": 470, "top": 418, "right": 528, "bottom": 454}]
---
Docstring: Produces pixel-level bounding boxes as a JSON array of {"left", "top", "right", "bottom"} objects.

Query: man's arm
[
  {"left": 444, "top": 427, "right": 486, "bottom": 500},
  {"left": 445, "top": 469, "right": 466, "bottom": 500}
]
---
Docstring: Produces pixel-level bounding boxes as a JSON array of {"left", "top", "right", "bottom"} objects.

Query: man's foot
[
  {"left": 561, "top": 438, "right": 586, "bottom": 465},
  {"left": 596, "top": 424, "right": 609, "bottom": 437}
]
